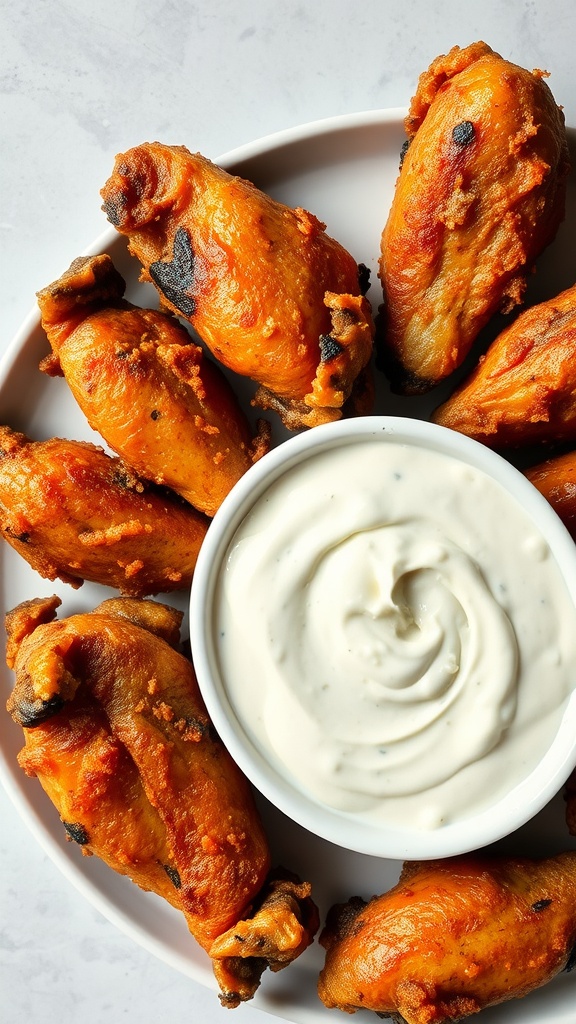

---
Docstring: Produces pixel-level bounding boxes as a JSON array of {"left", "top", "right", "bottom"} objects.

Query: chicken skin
[
  {"left": 433, "top": 282, "right": 576, "bottom": 446},
  {"left": 38, "top": 254, "right": 269, "bottom": 517},
  {"left": 318, "top": 854, "right": 576, "bottom": 1023},
  {"left": 100, "top": 143, "right": 375, "bottom": 429},
  {"left": 0, "top": 425, "right": 208, "bottom": 595},
  {"left": 6, "top": 596, "right": 318, "bottom": 1007},
  {"left": 379, "top": 41, "right": 570, "bottom": 393},
  {"left": 525, "top": 449, "right": 576, "bottom": 540}
]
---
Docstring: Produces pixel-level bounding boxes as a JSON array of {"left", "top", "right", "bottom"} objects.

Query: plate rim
[
  {"left": 0, "top": 105, "right": 408, "bottom": 1007},
  {"left": 1, "top": 105, "right": 576, "bottom": 1024},
  {"left": 0, "top": 106, "right": 408, "bottom": 390}
]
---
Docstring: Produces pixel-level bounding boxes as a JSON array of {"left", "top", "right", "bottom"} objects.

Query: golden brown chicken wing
[
  {"left": 0, "top": 425, "right": 208, "bottom": 594},
  {"left": 433, "top": 282, "right": 576, "bottom": 446},
  {"left": 38, "top": 254, "right": 269, "bottom": 517},
  {"left": 525, "top": 449, "right": 576, "bottom": 539},
  {"left": 379, "top": 41, "right": 570, "bottom": 393},
  {"left": 318, "top": 854, "right": 576, "bottom": 1023},
  {"left": 6, "top": 596, "right": 318, "bottom": 1006},
  {"left": 100, "top": 143, "right": 375, "bottom": 429}
]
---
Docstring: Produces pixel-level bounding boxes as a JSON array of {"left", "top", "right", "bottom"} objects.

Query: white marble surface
[{"left": 2, "top": 1, "right": 576, "bottom": 1022}]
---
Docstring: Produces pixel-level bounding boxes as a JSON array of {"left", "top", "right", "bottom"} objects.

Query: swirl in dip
[{"left": 213, "top": 437, "right": 576, "bottom": 831}]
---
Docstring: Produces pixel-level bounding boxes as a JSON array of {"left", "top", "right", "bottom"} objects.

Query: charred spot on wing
[
  {"left": 163, "top": 863, "right": 182, "bottom": 889},
  {"left": 218, "top": 955, "right": 269, "bottom": 1010},
  {"left": 319, "top": 335, "right": 344, "bottom": 363},
  {"left": 150, "top": 226, "right": 197, "bottom": 318},
  {"left": 531, "top": 898, "right": 553, "bottom": 912},
  {"left": 5, "top": 527, "right": 30, "bottom": 544},
  {"left": 358, "top": 263, "right": 371, "bottom": 296},
  {"left": 62, "top": 821, "right": 89, "bottom": 845},
  {"left": 12, "top": 694, "right": 66, "bottom": 728},
  {"left": 112, "top": 469, "right": 132, "bottom": 489},
  {"left": 452, "top": 120, "right": 476, "bottom": 148},
  {"left": 321, "top": 895, "right": 367, "bottom": 945},
  {"left": 101, "top": 195, "right": 126, "bottom": 227},
  {"left": 399, "top": 138, "right": 411, "bottom": 168}
]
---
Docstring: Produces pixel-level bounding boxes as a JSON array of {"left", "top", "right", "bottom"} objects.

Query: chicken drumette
[
  {"left": 100, "top": 143, "right": 375, "bottom": 429},
  {"left": 433, "top": 282, "right": 576, "bottom": 446},
  {"left": 379, "top": 41, "right": 570, "bottom": 393},
  {"left": 318, "top": 854, "right": 576, "bottom": 1023},
  {"left": 0, "top": 425, "right": 208, "bottom": 595}
]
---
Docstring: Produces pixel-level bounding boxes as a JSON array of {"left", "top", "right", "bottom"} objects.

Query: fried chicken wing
[
  {"left": 433, "top": 282, "right": 576, "bottom": 446},
  {"left": 0, "top": 425, "right": 208, "bottom": 594},
  {"left": 525, "top": 449, "right": 576, "bottom": 539},
  {"left": 318, "top": 854, "right": 576, "bottom": 1023},
  {"left": 6, "top": 596, "right": 318, "bottom": 1006},
  {"left": 379, "top": 41, "right": 570, "bottom": 393},
  {"left": 37, "top": 254, "right": 269, "bottom": 517},
  {"left": 100, "top": 143, "right": 375, "bottom": 429}
]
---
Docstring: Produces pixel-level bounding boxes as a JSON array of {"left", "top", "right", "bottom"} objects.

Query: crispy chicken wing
[
  {"left": 37, "top": 254, "right": 269, "bottom": 517},
  {"left": 379, "top": 41, "right": 570, "bottom": 393},
  {"left": 318, "top": 854, "right": 576, "bottom": 1023},
  {"left": 525, "top": 449, "right": 576, "bottom": 539},
  {"left": 0, "top": 425, "right": 208, "bottom": 594},
  {"left": 433, "top": 282, "right": 576, "bottom": 446},
  {"left": 6, "top": 596, "right": 318, "bottom": 1006},
  {"left": 100, "top": 143, "right": 375, "bottom": 429}
]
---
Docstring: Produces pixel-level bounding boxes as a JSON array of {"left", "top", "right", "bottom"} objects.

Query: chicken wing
[
  {"left": 525, "top": 449, "right": 576, "bottom": 539},
  {"left": 433, "top": 282, "right": 576, "bottom": 446},
  {"left": 100, "top": 143, "right": 375, "bottom": 429},
  {"left": 6, "top": 596, "right": 318, "bottom": 1006},
  {"left": 0, "top": 425, "right": 208, "bottom": 595},
  {"left": 318, "top": 853, "right": 576, "bottom": 1023},
  {"left": 379, "top": 41, "right": 570, "bottom": 393},
  {"left": 38, "top": 254, "right": 269, "bottom": 517}
]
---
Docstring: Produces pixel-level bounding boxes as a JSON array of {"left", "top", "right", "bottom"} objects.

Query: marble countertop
[{"left": 2, "top": 2, "right": 576, "bottom": 1022}]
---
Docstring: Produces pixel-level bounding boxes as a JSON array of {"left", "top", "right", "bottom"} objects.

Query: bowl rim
[{"left": 190, "top": 415, "right": 576, "bottom": 860}]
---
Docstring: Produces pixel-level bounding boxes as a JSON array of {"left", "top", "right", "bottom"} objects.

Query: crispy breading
[
  {"left": 433, "top": 282, "right": 576, "bottom": 445},
  {"left": 0, "top": 425, "right": 208, "bottom": 594},
  {"left": 37, "top": 254, "right": 270, "bottom": 517},
  {"left": 5, "top": 596, "right": 318, "bottom": 1006},
  {"left": 318, "top": 854, "right": 576, "bottom": 1023},
  {"left": 379, "top": 41, "right": 570, "bottom": 393},
  {"left": 100, "top": 143, "right": 375, "bottom": 428},
  {"left": 525, "top": 449, "right": 576, "bottom": 539}
]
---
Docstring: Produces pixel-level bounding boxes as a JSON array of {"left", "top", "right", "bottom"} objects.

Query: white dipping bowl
[{"left": 190, "top": 416, "right": 576, "bottom": 860}]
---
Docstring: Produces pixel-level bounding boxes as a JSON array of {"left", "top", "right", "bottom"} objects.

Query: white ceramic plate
[{"left": 1, "top": 110, "right": 576, "bottom": 1024}]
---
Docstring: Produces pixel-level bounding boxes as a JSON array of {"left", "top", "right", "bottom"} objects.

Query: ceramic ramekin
[{"left": 190, "top": 416, "right": 576, "bottom": 860}]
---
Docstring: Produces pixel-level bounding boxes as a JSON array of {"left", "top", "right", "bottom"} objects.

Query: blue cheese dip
[{"left": 213, "top": 439, "right": 576, "bottom": 830}]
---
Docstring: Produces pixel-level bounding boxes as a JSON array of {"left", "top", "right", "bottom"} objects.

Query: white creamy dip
[{"left": 214, "top": 439, "right": 576, "bottom": 830}]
